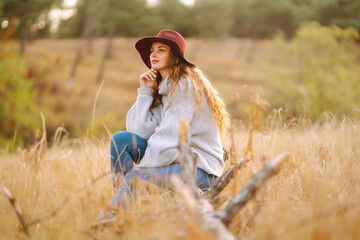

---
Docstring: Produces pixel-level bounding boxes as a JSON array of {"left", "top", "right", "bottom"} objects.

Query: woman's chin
[{"left": 151, "top": 66, "right": 159, "bottom": 71}]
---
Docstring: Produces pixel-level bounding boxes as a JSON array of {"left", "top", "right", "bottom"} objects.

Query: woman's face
[{"left": 150, "top": 42, "right": 171, "bottom": 75}]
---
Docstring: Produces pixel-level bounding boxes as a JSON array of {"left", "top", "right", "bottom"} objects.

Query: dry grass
[{"left": 1, "top": 118, "right": 360, "bottom": 239}]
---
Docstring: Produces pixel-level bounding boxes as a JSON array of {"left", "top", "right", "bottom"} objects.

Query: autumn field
[
  {"left": 1, "top": 119, "right": 360, "bottom": 239},
  {"left": 1, "top": 23, "right": 360, "bottom": 239}
]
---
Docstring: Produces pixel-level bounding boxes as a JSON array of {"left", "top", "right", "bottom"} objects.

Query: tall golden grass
[{"left": 1, "top": 116, "right": 359, "bottom": 239}]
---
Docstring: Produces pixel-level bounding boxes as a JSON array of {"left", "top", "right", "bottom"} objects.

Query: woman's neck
[{"left": 159, "top": 69, "right": 169, "bottom": 79}]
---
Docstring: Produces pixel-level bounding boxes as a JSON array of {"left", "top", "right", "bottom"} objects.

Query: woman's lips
[{"left": 151, "top": 60, "right": 159, "bottom": 64}]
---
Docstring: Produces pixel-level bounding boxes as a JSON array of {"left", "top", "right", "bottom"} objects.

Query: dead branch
[
  {"left": 1, "top": 186, "right": 30, "bottom": 237},
  {"left": 170, "top": 175, "right": 236, "bottom": 240},
  {"left": 178, "top": 117, "right": 200, "bottom": 197},
  {"left": 75, "top": 170, "right": 112, "bottom": 193},
  {"left": 171, "top": 175, "right": 197, "bottom": 213},
  {"left": 2, "top": 168, "right": 112, "bottom": 236},
  {"left": 215, "top": 152, "right": 289, "bottom": 226},
  {"left": 26, "top": 196, "right": 70, "bottom": 227},
  {"left": 172, "top": 118, "right": 237, "bottom": 240},
  {"left": 204, "top": 158, "right": 249, "bottom": 201}
]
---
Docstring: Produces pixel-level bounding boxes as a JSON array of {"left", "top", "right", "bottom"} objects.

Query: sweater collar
[{"left": 158, "top": 75, "right": 169, "bottom": 95}]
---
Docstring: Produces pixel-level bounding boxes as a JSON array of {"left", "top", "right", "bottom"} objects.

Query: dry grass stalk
[
  {"left": 91, "top": 78, "right": 106, "bottom": 135},
  {"left": 29, "top": 112, "right": 47, "bottom": 162},
  {"left": 53, "top": 126, "right": 69, "bottom": 147},
  {"left": 280, "top": 200, "right": 360, "bottom": 237},
  {"left": 244, "top": 93, "right": 269, "bottom": 163}
]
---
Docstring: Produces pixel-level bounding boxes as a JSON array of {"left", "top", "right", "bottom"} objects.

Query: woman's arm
[{"left": 126, "top": 88, "right": 162, "bottom": 140}]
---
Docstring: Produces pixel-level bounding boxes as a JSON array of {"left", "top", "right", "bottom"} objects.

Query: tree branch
[
  {"left": 215, "top": 152, "right": 289, "bottom": 226},
  {"left": 1, "top": 186, "right": 30, "bottom": 237},
  {"left": 203, "top": 158, "right": 249, "bottom": 201},
  {"left": 178, "top": 117, "right": 200, "bottom": 197}
]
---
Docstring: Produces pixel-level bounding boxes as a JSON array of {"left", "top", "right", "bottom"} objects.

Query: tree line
[{"left": 1, "top": 0, "right": 359, "bottom": 42}]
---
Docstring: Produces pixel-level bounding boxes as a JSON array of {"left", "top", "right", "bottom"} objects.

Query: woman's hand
[{"left": 140, "top": 69, "right": 157, "bottom": 88}]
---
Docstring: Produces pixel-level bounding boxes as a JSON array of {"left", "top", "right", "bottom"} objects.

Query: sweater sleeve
[{"left": 126, "top": 88, "right": 162, "bottom": 140}]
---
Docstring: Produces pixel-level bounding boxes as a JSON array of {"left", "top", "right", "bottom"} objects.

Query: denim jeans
[{"left": 108, "top": 131, "right": 217, "bottom": 209}]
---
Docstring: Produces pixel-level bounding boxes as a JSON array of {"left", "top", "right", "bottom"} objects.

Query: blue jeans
[{"left": 108, "top": 131, "right": 217, "bottom": 209}]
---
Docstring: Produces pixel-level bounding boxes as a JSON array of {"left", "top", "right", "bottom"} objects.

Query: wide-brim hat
[{"left": 135, "top": 29, "right": 195, "bottom": 69}]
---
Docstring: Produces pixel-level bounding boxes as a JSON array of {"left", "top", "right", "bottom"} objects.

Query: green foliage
[
  {"left": 268, "top": 22, "right": 360, "bottom": 120},
  {"left": 153, "top": 0, "right": 191, "bottom": 36},
  {"left": 53, "top": 0, "right": 360, "bottom": 39},
  {"left": 0, "top": 55, "right": 40, "bottom": 150},
  {"left": 0, "top": 0, "right": 3, "bottom": 17},
  {"left": 96, "top": 0, "right": 149, "bottom": 36},
  {"left": 231, "top": 0, "right": 299, "bottom": 38},
  {"left": 192, "top": 0, "right": 233, "bottom": 38},
  {"left": 1, "top": 0, "right": 56, "bottom": 20},
  {"left": 313, "top": 0, "right": 360, "bottom": 30}
]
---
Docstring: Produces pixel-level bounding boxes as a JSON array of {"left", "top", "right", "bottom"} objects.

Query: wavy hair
[{"left": 150, "top": 49, "right": 230, "bottom": 135}]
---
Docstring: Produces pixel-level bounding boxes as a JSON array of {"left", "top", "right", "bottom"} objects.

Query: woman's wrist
[{"left": 137, "top": 88, "right": 152, "bottom": 95}]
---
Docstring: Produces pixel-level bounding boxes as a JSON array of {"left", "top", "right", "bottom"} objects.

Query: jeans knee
[{"left": 111, "top": 131, "right": 132, "bottom": 146}]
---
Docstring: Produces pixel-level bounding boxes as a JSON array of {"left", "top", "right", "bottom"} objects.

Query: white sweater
[{"left": 126, "top": 76, "right": 224, "bottom": 177}]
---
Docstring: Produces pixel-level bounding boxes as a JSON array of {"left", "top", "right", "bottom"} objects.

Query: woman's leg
[
  {"left": 109, "top": 164, "right": 217, "bottom": 209},
  {"left": 110, "top": 131, "right": 147, "bottom": 190}
]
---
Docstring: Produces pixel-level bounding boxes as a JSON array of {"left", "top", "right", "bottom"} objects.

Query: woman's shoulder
[{"left": 178, "top": 75, "right": 194, "bottom": 93}]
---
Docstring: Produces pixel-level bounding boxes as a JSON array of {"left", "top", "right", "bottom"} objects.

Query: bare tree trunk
[
  {"left": 95, "top": 30, "right": 114, "bottom": 83},
  {"left": 86, "top": 34, "right": 94, "bottom": 55},
  {"left": 19, "top": 17, "right": 26, "bottom": 55},
  {"left": 65, "top": 1, "right": 98, "bottom": 92},
  {"left": 65, "top": 39, "right": 83, "bottom": 91}
]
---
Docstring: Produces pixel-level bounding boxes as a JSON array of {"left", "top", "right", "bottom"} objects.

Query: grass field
[
  {"left": 1, "top": 118, "right": 359, "bottom": 239},
  {"left": 1, "top": 34, "right": 360, "bottom": 239}
]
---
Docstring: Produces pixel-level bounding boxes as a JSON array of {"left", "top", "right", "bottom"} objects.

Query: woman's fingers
[
  {"left": 150, "top": 69, "right": 157, "bottom": 78},
  {"left": 146, "top": 69, "right": 157, "bottom": 81},
  {"left": 145, "top": 74, "right": 152, "bottom": 81},
  {"left": 139, "top": 69, "right": 157, "bottom": 88}
]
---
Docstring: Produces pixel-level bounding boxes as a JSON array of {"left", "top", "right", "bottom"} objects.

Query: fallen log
[{"left": 171, "top": 118, "right": 289, "bottom": 239}]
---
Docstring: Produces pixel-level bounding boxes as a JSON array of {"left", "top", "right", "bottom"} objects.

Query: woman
[{"left": 99, "top": 29, "right": 229, "bottom": 219}]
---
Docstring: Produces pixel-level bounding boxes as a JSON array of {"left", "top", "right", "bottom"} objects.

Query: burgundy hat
[{"left": 135, "top": 29, "right": 195, "bottom": 69}]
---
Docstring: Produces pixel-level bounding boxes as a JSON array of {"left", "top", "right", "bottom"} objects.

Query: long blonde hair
[{"left": 150, "top": 49, "right": 230, "bottom": 135}]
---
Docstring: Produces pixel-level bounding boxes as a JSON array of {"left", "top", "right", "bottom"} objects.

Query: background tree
[
  {"left": 313, "top": 0, "right": 360, "bottom": 31},
  {"left": 1, "top": 0, "right": 58, "bottom": 54},
  {"left": 153, "top": 0, "right": 192, "bottom": 36},
  {"left": 58, "top": 0, "right": 91, "bottom": 39},
  {"left": 94, "top": 0, "right": 150, "bottom": 82},
  {"left": 192, "top": 0, "right": 233, "bottom": 38},
  {"left": 230, "top": 0, "right": 299, "bottom": 39}
]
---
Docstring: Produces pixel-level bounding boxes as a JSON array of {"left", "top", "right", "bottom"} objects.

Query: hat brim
[{"left": 135, "top": 37, "right": 194, "bottom": 69}]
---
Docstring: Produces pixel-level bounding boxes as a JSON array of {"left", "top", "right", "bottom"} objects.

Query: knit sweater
[{"left": 126, "top": 75, "right": 224, "bottom": 177}]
